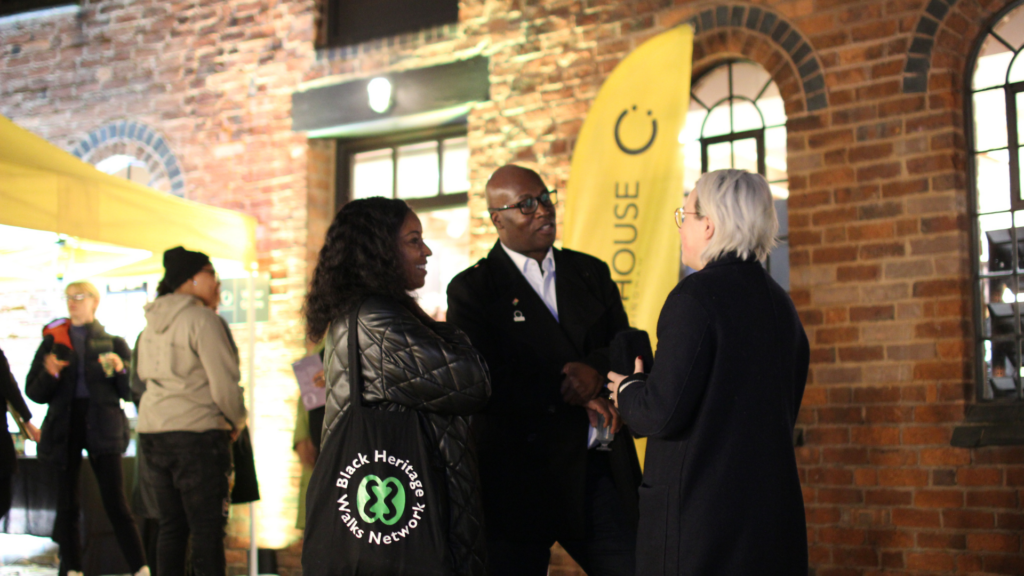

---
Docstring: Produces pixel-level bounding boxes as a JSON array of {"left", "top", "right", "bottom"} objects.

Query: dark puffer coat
[
  {"left": 26, "top": 320, "right": 132, "bottom": 469},
  {"left": 321, "top": 296, "right": 491, "bottom": 576}
]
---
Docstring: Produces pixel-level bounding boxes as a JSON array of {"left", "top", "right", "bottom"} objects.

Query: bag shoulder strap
[{"left": 347, "top": 303, "right": 363, "bottom": 413}]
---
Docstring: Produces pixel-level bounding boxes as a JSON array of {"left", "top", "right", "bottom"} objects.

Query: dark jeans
[
  {"left": 0, "top": 474, "right": 10, "bottom": 521},
  {"left": 487, "top": 451, "right": 636, "bottom": 576},
  {"left": 139, "top": 431, "right": 231, "bottom": 576},
  {"left": 58, "top": 399, "right": 146, "bottom": 575}
]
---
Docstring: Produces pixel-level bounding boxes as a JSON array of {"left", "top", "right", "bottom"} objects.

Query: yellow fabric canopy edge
[{"left": 0, "top": 115, "right": 257, "bottom": 270}]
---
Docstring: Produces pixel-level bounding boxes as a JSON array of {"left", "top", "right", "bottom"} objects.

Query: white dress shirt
[
  {"left": 502, "top": 243, "right": 607, "bottom": 448},
  {"left": 500, "top": 242, "right": 558, "bottom": 322}
]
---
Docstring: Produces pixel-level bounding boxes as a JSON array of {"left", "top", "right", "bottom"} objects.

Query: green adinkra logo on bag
[{"left": 335, "top": 450, "right": 427, "bottom": 545}]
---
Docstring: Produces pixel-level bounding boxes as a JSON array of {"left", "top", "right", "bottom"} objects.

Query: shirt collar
[{"left": 500, "top": 242, "right": 556, "bottom": 275}]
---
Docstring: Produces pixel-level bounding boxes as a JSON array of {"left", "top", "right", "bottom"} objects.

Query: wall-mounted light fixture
[{"left": 367, "top": 77, "right": 393, "bottom": 114}]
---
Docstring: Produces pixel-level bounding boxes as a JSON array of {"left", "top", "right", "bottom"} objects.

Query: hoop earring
[{"left": 193, "top": 280, "right": 197, "bottom": 286}]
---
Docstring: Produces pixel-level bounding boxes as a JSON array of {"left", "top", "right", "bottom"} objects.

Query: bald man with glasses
[{"left": 447, "top": 165, "right": 642, "bottom": 576}]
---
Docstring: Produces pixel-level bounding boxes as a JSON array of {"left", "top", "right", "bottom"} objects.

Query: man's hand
[
  {"left": 607, "top": 356, "right": 645, "bottom": 408},
  {"left": 44, "top": 354, "right": 69, "bottom": 378},
  {"left": 24, "top": 421, "right": 41, "bottom": 443},
  {"left": 295, "top": 438, "right": 318, "bottom": 467},
  {"left": 561, "top": 362, "right": 604, "bottom": 405},
  {"left": 231, "top": 419, "right": 247, "bottom": 442},
  {"left": 584, "top": 397, "right": 621, "bottom": 434}
]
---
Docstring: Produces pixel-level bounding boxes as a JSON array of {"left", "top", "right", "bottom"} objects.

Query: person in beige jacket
[{"left": 134, "top": 247, "right": 247, "bottom": 576}]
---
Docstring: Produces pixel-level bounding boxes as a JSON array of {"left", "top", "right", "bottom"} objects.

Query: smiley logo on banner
[
  {"left": 613, "top": 105, "right": 657, "bottom": 155},
  {"left": 357, "top": 475, "right": 405, "bottom": 525}
]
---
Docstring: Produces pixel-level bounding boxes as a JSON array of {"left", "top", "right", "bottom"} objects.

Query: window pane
[
  {"left": 757, "top": 81, "right": 786, "bottom": 128},
  {"left": 985, "top": 338, "right": 1019, "bottom": 399},
  {"left": 982, "top": 276, "right": 1019, "bottom": 337},
  {"left": 683, "top": 139, "right": 702, "bottom": 193},
  {"left": 441, "top": 137, "right": 470, "bottom": 194},
  {"left": 765, "top": 126, "right": 788, "bottom": 184},
  {"left": 732, "top": 99, "right": 763, "bottom": 132},
  {"left": 706, "top": 141, "right": 732, "bottom": 172},
  {"left": 396, "top": 141, "right": 439, "bottom": 199},
  {"left": 692, "top": 65, "right": 729, "bottom": 111},
  {"left": 352, "top": 148, "right": 394, "bottom": 200},
  {"left": 979, "top": 212, "right": 1013, "bottom": 270},
  {"left": 732, "top": 138, "right": 759, "bottom": 173},
  {"left": 993, "top": 4, "right": 1024, "bottom": 53},
  {"left": 731, "top": 62, "right": 772, "bottom": 102},
  {"left": 775, "top": 198, "right": 788, "bottom": 237},
  {"left": 975, "top": 36, "right": 1014, "bottom": 90},
  {"left": 679, "top": 102, "right": 706, "bottom": 145},
  {"left": 1010, "top": 54, "right": 1024, "bottom": 84},
  {"left": 412, "top": 206, "right": 470, "bottom": 320},
  {"left": 974, "top": 89, "right": 1007, "bottom": 151},
  {"left": 767, "top": 241, "right": 789, "bottom": 291},
  {"left": 977, "top": 150, "right": 1011, "bottom": 214},
  {"left": 703, "top": 103, "right": 732, "bottom": 138}
]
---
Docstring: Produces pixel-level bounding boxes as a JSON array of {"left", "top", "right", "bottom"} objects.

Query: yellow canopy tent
[
  {"left": 1, "top": 115, "right": 264, "bottom": 576},
  {"left": 0, "top": 114, "right": 256, "bottom": 279}
]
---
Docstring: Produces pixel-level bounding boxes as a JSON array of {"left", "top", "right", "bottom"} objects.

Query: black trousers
[
  {"left": 57, "top": 399, "right": 146, "bottom": 575},
  {"left": 486, "top": 451, "right": 636, "bottom": 576},
  {"left": 139, "top": 431, "right": 231, "bottom": 576},
  {"left": 0, "top": 473, "right": 11, "bottom": 521}
]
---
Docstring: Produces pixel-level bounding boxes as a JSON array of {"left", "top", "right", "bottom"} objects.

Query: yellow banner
[
  {"left": 565, "top": 25, "right": 693, "bottom": 341},
  {"left": 564, "top": 26, "right": 693, "bottom": 469}
]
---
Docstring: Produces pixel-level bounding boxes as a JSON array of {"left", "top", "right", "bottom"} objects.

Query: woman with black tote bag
[{"left": 302, "top": 197, "right": 491, "bottom": 576}]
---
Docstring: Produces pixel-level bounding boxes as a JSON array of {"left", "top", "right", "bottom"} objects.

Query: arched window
[
  {"left": 969, "top": 2, "right": 1024, "bottom": 402},
  {"left": 678, "top": 61, "right": 789, "bottom": 287}
]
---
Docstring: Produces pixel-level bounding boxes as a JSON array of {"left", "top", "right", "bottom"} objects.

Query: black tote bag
[{"left": 302, "top": 305, "right": 452, "bottom": 576}]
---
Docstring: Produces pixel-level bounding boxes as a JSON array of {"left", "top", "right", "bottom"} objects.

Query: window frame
[
  {"left": 686, "top": 60, "right": 789, "bottom": 289},
  {"left": 335, "top": 124, "right": 469, "bottom": 213},
  {"left": 957, "top": 0, "right": 1024, "bottom": 446}
]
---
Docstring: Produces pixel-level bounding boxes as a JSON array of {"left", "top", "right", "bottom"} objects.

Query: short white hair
[{"left": 692, "top": 169, "right": 778, "bottom": 265}]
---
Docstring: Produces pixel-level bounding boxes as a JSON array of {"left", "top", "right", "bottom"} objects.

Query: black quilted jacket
[{"left": 321, "top": 296, "right": 491, "bottom": 576}]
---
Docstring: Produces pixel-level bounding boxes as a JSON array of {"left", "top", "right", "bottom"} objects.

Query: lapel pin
[
  {"left": 512, "top": 298, "right": 519, "bottom": 306},
  {"left": 513, "top": 310, "right": 526, "bottom": 322}
]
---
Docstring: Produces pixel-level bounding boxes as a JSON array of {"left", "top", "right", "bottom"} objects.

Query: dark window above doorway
[
  {"left": 322, "top": 0, "right": 458, "bottom": 48},
  {"left": 0, "top": 0, "right": 75, "bottom": 18}
]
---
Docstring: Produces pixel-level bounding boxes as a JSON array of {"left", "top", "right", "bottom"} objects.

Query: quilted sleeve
[{"left": 370, "top": 308, "right": 491, "bottom": 416}]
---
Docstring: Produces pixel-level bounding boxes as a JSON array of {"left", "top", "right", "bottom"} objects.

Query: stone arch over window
[
  {"left": 71, "top": 120, "right": 185, "bottom": 196},
  {"left": 685, "top": 4, "right": 829, "bottom": 113}
]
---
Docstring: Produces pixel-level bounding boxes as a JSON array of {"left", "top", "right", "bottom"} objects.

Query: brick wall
[{"left": 4, "top": 0, "right": 1024, "bottom": 574}]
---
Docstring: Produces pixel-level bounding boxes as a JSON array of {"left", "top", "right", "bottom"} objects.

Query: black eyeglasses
[{"left": 489, "top": 190, "right": 558, "bottom": 215}]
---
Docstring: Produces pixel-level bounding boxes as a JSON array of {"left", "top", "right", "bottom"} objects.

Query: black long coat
[
  {"left": 26, "top": 320, "right": 132, "bottom": 468},
  {"left": 617, "top": 254, "right": 810, "bottom": 576},
  {"left": 446, "top": 242, "right": 642, "bottom": 542}
]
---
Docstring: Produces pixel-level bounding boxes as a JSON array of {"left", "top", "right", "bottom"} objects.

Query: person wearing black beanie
[
  {"left": 132, "top": 247, "right": 247, "bottom": 576},
  {"left": 156, "top": 247, "right": 212, "bottom": 297}
]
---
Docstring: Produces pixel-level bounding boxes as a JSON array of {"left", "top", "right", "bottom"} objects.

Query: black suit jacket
[
  {"left": 447, "top": 241, "right": 641, "bottom": 542},
  {"left": 618, "top": 254, "right": 809, "bottom": 576}
]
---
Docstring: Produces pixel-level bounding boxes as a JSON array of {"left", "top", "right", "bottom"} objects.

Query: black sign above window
[{"left": 0, "top": 0, "right": 75, "bottom": 18}]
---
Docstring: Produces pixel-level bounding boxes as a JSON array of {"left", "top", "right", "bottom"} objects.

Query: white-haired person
[
  {"left": 607, "top": 169, "right": 810, "bottom": 575},
  {"left": 26, "top": 281, "right": 148, "bottom": 576}
]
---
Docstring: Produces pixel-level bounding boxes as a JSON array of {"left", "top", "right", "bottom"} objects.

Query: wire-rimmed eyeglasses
[
  {"left": 674, "top": 207, "right": 701, "bottom": 228},
  {"left": 489, "top": 190, "right": 558, "bottom": 215}
]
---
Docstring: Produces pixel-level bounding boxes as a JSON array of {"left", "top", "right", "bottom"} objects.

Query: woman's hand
[
  {"left": 44, "top": 353, "right": 69, "bottom": 378},
  {"left": 607, "top": 356, "right": 645, "bottom": 408},
  {"left": 101, "top": 352, "right": 125, "bottom": 374},
  {"left": 295, "top": 438, "right": 318, "bottom": 467}
]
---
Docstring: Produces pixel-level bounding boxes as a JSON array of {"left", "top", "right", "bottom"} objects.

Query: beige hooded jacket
[{"left": 135, "top": 293, "right": 247, "bottom": 433}]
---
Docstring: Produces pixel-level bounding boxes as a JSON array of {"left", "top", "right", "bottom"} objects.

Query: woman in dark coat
[
  {"left": 1, "top": 346, "right": 40, "bottom": 519},
  {"left": 609, "top": 169, "right": 810, "bottom": 576},
  {"left": 26, "top": 281, "right": 148, "bottom": 576},
  {"left": 303, "top": 197, "right": 491, "bottom": 575}
]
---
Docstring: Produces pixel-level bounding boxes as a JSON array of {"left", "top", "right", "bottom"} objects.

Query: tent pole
[{"left": 247, "top": 269, "right": 257, "bottom": 576}]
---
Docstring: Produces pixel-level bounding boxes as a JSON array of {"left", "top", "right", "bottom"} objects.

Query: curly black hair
[{"left": 304, "top": 197, "right": 429, "bottom": 342}]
